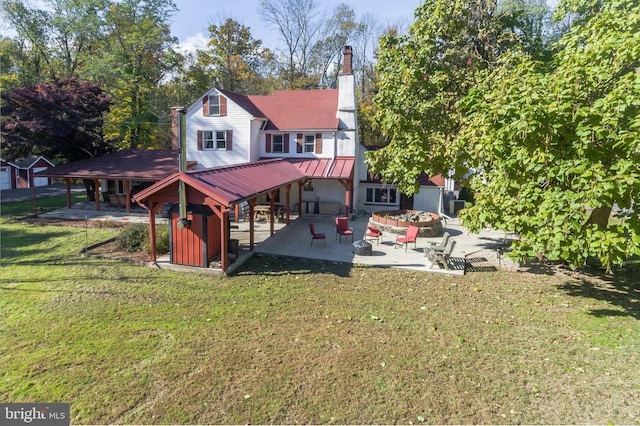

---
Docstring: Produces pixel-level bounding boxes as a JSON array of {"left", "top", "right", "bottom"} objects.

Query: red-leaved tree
[{"left": 1, "top": 77, "right": 113, "bottom": 162}]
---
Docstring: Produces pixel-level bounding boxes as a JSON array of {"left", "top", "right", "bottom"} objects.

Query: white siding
[
  {"left": 413, "top": 186, "right": 442, "bottom": 213},
  {"left": 259, "top": 132, "right": 335, "bottom": 158},
  {"left": 249, "top": 120, "right": 265, "bottom": 162},
  {"left": 186, "top": 90, "right": 254, "bottom": 169}
]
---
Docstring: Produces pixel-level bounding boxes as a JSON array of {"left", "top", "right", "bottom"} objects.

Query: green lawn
[{"left": 1, "top": 198, "right": 639, "bottom": 424}]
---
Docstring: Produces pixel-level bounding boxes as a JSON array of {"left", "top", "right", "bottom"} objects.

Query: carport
[
  {"left": 132, "top": 158, "right": 307, "bottom": 273},
  {"left": 33, "top": 149, "right": 195, "bottom": 212}
]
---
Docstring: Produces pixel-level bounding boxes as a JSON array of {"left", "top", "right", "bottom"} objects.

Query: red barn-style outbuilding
[{"left": 132, "top": 159, "right": 308, "bottom": 273}]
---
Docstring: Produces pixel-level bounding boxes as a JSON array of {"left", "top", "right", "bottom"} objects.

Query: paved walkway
[
  {"left": 0, "top": 184, "right": 86, "bottom": 203},
  {"left": 36, "top": 203, "right": 512, "bottom": 275}
]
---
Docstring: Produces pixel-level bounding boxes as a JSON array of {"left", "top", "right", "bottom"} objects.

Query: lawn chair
[
  {"left": 309, "top": 222, "right": 326, "bottom": 247},
  {"left": 425, "top": 238, "right": 456, "bottom": 269},
  {"left": 396, "top": 225, "right": 419, "bottom": 252},
  {"left": 365, "top": 225, "right": 383, "bottom": 245},
  {"left": 423, "top": 232, "right": 450, "bottom": 256},
  {"left": 335, "top": 216, "right": 353, "bottom": 243}
]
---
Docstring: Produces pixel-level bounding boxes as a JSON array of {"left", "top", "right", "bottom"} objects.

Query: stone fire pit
[{"left": 369, "top": 209, "right": 443, "bottom": 237}]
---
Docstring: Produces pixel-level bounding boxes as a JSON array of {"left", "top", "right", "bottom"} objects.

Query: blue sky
[{"left": 171, "top": 0, "right": 423, "bottom": 53}]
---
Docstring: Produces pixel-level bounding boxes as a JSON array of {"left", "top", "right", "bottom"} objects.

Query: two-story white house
[{"left": 175, "top": 46, "right": 360, "bottom": 216}]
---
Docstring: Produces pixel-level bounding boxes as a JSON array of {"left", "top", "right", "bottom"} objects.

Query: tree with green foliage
[
  {"left": 1, "top": 0, "right": 108, "bottom": 83},
  {"left": 459, "top": 0, "right": 640, "bottom": 272},
  {"left": 367, "top": 0, "right": 517, "bottom": 193},
  {"left": 197, "top": 18, "right": 275, "bottom": 94},
  {"left": 1, "top": 77, "right": 112, "bottom": 162},
  {"left": 89, "top": 0, "right": 179, "bottom": 149}
]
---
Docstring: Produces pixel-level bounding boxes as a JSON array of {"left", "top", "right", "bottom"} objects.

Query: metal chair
[
  {"left": 309, "top": 222, "right": 326, "bottom": 246},
  {"left": 396, "top": 225, "right": 419, "bottom": 252},
  {"left": 365, "top": 225, "right": 383, "bottom": 245},
  {"left": 335, "top": 216, "right": 353, "bottom": 243}
]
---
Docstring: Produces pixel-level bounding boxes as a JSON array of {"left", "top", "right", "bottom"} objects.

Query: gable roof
[
  {"left": 12, "top": 156, "right": 55, "bottom": 169},
  {"left": 418, "top": 173, "right": 445, "bottom": 187},
  {"left": 35, "top": 149, "right": 196, "bottom": 181},
  {"left": 248, "top": 90, "right": 339, "bottom": 131},
  {"left": 217, "top": 88, "right": 266, "bottom": 118},
  {"left": 133, "top": 158, "right": 306, "bottom": 206},
  {"left": 195, "top": 87, "right": 340, "bottom": 132}
]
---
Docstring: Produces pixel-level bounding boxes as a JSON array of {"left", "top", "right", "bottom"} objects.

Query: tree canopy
[
  {"left": 459, "top": 0, "right": 640, "bottom": 271},
  {"left": 1, "top": 77, "right": 113, "bottom": 162},
  {"left": 370, "top": 0, "right": 640, "bottom": 271},
  {"left": 367, "top": 0, "right": 518, "bottom": 193}
]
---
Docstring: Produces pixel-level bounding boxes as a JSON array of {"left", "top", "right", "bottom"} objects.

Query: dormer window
[
  {"left": 202, "top": 93, "right": 227, "bottom": 116},
  {"left": 265, "top": 133, "right": 289, "bottom": 153},
  {"left": 208, "top": 95, "right": 220, "bottom": 115}
]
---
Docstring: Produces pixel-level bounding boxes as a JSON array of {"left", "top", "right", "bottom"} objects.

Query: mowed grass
[{"left": 1, "top": 198, "right": 639, "bottom": 424}]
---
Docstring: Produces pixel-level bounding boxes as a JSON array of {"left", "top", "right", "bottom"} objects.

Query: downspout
[{"left": 177, "top": 108, "right": 191, "bottom": 229}]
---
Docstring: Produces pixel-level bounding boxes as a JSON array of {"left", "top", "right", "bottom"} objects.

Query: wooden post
[
  {"left": 248, "top": 198, "right": 256, "bottom": 251},
  {"left": 338, "top": 179, "right": 352, "bottom": 214},
  {"left": 94, "top": 179, "right": 100, "bottom": 211},
  {"left": 124, "top": 180, "right": 131, "bottom": 212},
  {"left": 268, "top": 190, "right": 276, "bottom": 236},
  {"left": 221, "top": 208, "right": 229, "bottom": 272},
  {"left": 298, "top": 181, "right": 303, "bottom": 216},
  {"left": 65, "top": 178, "right": 72, "bottom": 208},
  {"left": 285, "top": 184, "right": 291, "bottom": 224}
]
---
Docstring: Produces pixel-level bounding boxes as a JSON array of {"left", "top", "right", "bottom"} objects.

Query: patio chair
[
  {"left": 426, "top": 239, "right": 456, "bottom": 269},
  {"left": 365, "top": 225, "right": 383, "bottom": 245},
  {"left": 423, "top": 232, "right": 450, "bottom": 256},
  {"left": 396, "top": 225, "right": 419, "bottom": 252},
  {"left": 309, "top": 222, "right": 326, "bottom": 247},
  {"left": 335, "top": 216, "right": 353, "bottom": 243}
]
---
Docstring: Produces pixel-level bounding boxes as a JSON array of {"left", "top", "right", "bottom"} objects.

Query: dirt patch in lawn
[
  {"left": 18, "top": 216, "right": 151, "bottom": 263},
  {"left": 82, "top": 238, "right": 151, "bottom": 264},
  {"left": 19, "top": 215, "right": 129, "bottom": 229}
]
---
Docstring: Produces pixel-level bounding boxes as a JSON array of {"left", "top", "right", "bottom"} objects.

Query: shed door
[
  {"left": 33, "top": 167, "right": 49, "bottom": 187},
  {"left": 0, "top": 167, "right": 11, "bottom": 190}
]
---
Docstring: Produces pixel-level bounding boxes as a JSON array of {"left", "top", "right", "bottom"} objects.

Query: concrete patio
[
  {"left": 239, "top": 214, "right": 510, "bottom": 275},
  {"left": 39, "top": 203, "right": 513, "bottom": 275}
]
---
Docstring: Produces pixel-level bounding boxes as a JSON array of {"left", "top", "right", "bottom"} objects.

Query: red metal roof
[
  {"left": 248, "top": 90, "right": 339, "bottom": 131},
  {"left": 35, "top": 149, "right": 196, "bottom": 181},
  {"left": 287, "top": 157, "right": 355, "bottom": 179},
  {"left": 133, "top": 159, "right": 307, "bottom": 206},
  {"left": 417, "top": 173, "right": 446, "bottom": 187}
]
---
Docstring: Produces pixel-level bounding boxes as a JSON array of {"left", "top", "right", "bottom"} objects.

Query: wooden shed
[
  {"left": 14, "top": 156, "right": 55, "bottom": 188},
  {"left": 132, "top": 159, "right": 307, "bottom": 273},
  {"left": 1, "top": 156, "right": 55, "bottom": 190},
  {"left": 0, "top": 158, "right": 18, "bottom": 190},
  {"left": 166, "top": 204, "right": 222, "bottom": 267}
]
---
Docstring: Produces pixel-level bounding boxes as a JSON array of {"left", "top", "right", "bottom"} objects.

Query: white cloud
[{"left": 175, "top": 32, "right": 208, "bottom": 56}]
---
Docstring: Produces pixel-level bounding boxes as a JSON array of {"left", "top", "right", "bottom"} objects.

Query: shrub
[
  {"left": 116, "top": 223, "right": 148, "bottom": 252},
  {"left": 144, "top": 224, "right": 169, "bottom": 254}
]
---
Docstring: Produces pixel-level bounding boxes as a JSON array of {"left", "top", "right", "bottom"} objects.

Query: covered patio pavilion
[
  {"left": 33, "top": 149, "right": 197, "bottom": 212},
  {"left": 132, "top": 159, "right": 313, "bottom": 273}
]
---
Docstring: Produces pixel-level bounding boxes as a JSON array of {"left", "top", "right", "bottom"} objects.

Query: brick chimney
[
  {"left": 342, "top": 45, "right": 353, "bottom": 75},
  {"left": 170, "top": 106, "right": 184, "bottom": 150}
]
